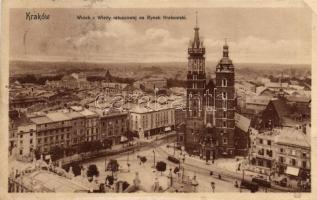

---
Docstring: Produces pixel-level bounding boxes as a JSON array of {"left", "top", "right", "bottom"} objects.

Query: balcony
[{"left": 188, "top": 48, "right": 205, "bottom": 55}]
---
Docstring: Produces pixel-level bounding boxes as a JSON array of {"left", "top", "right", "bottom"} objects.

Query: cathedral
[{"left": 184, "top": 16, "right": 237, "bottom": 160}]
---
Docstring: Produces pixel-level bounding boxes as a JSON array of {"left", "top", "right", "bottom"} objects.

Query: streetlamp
[
  {"left": 153, "top": 150, "right": 156, "bottom": 168},
  {"left": 169, "top": 168, "right": 173, "bottom": 187}
]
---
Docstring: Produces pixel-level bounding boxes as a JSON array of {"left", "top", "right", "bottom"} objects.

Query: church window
[
  {"left": 222, "top": 101, "right": 227, "bottom": 109},
  {"left": 223, "top": 137, "right": 228, "bottom": 144},
  {"left": 222, "top": 92, "right": 227, "bottom": 99},
  {"left": 223, "top": 111, "right": 227, "bottom": 118},
  {"left": 223, "top": 120, "right": 227, "bottom": 128},
  {"left": 222, "top": 79, "right": 227, "bottom": 87}
]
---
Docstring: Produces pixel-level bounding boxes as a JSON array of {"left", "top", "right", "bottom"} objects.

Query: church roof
[{"left": 270, "top": 99, "right": 291, "bottom": 119}]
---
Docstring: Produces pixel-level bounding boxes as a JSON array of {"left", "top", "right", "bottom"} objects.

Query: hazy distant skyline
[{"left": 10, "top": 6, "right": 312, "bottom": 64}]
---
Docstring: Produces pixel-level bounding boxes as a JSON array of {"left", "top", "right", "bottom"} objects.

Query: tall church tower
[
  {"left": 214, "top": 41, "right": 236, "bottom": 157},
  {"left": 184, "top": 13, "right": 206, "bottom": 153}
]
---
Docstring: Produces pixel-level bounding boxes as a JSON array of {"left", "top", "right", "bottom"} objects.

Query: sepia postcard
[{"left": 0, "top": 0, "right": 316, "bottom": 199}]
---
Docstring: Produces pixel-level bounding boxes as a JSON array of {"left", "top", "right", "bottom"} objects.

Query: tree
[
  {"left": 63, "top": 162, "right": 81, "bottom": 176},
  {"left": 156, "top": 161, "right": 167, "bottom": 175},
  {"left": 87, "top": 164, "right": 99, "bottom": 177},
  {"left": 173, "top": 167, "right": 180, "bottom": 174},
  {"left": 140, "top": 156, "right": 147, "bottom": 164},
  {"left": 107, "top": 159, "right": 119, "bottom": 176},
  {"left": 50, "top": 146, "right": 64, "bottom": 161}
]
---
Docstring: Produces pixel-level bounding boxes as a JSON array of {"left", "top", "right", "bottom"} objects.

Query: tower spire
[
  {"left": 195, "top": 11, "right": 198, "bottom": 28},
  {"left": 193, "top": 11, "right": 200, "bottom": 48},
  {"left": 223, "top": 38, "right": 229, "bottom": 58}
]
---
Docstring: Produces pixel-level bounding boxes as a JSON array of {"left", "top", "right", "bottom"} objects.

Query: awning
[
  {"left": 286, "top": 166, "right": 299, "bottom": 176},
  {"left": 165, "top": 127, "right": 171, "bottom": 132},
  {"left": 120, "top": 136, "right": 128, "bottom": 142}
]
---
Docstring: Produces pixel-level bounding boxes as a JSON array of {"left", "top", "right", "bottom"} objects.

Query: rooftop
[
  {"left": 46, "top": 112, "right": 71, "bottom": 122},
  {"left": 30, "top": 116, "right": 53, "bottom": 124},
  {"left": 20, "top": 170, "right": 90, "bottom": 192},
  {"left": 275, "top": 127, "right": 310, "bottom": 148},
  {"left": 79, "top": 109, "right": 97, "bottom": 117}
]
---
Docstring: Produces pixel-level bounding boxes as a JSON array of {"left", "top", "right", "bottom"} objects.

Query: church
[{"left": 184, "top": 16, "right": 239, "bottom": 160}]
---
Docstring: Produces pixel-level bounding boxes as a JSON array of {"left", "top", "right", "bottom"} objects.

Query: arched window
[{"left": 222, "top": 79, "right": 227, "bottom": 87}]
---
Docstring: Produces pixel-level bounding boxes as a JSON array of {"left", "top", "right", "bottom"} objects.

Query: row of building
[{"left": 10, "top": 103, "right": 179, "bottom": 161}]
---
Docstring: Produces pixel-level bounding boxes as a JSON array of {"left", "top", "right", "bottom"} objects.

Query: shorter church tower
[{"left": 214, "top": 41, "right": 236, "bottom": 157}]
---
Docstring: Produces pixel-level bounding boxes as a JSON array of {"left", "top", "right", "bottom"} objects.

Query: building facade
[
  {"left": 184, "top": 18, "right": 236, "bottom": 159},
  {"left": 214, "top": 41, "right": 236, "bottom": 157},
  {"left": 129, "top": 105, "right": 175, "bottom": 139},
  {"left": 185, "top": 20, "right": 207, "bottom": 154},
  {"left": 99, "top": 111, "right": 129, "bottom": 145}
]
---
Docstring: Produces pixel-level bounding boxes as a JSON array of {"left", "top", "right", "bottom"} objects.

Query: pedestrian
[
  {"left": 218, "top": 174, "right": 222, "bottom": 180},
  {"left": 235, "top": 180, "right": 239, "bottom": 188},
  {"left": 210, "top": 182, "right": 215, "bottom": 193}
]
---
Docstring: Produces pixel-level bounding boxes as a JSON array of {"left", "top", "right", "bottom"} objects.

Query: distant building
[
  {"left": 142, "top": 78, "right": 167, "bottom": 91},
  {"left": 101, "top": 82, "right": 128, "bottom": 96},
  {"left": 46, "top": 73, "right": 91, "bottom": 90},
  {"left": 245, "top": 95, "right": 271, "bottom": 114}
]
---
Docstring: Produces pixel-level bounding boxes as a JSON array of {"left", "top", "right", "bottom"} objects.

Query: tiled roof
[{"left": 271, "top": 99, "right": 291, "bottom": 119}]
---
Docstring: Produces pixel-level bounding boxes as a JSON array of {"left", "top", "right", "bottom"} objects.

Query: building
[
  {"left": 46, "top": 73, "right": 91, "bottom": 90},
  {"left": 184, "top": 16, "right": 237, "bottom": 159},
  {"left": 274, "top": 127, "right": 310, "bottom": 187},
  {"left": 79, "top": 109, "right": 99, "bottom": 142},
  {"left": 30, "top": 112, "right": 72, "bottom": 154},
  {"left": 64, "top": 110, "right": 86, "bottom": 148},
  {"left": 142, "top": 78, "right": 167, "bottom": 91},
  {"left": 248, "top": 126, "right": 311, "bottom": 187},
  {"left": 101, "top": 82, "right": 128, "bottom": 96},
  {"left": 185, "top": 19, "right": 208, "bottom": 154},
  {"left": 249, "top": 130, "right": 276, "bottom": 176},
  {"left": 98, "top": 110, "right": 129, "bottom": 145},
  {"left": 214, "top": 40, "right": 236, "bottom": 157},
  {"left": 16, "top": 123, "right": 37, "bottom": 161},
  {"left": 234, "top": 113, "right": 251, "bottom": 156},
  {"left": 245, "top": 95, "right": 271, "bottom": 114},
  {"left": 129, "top": 105, "right": 175, "bottom": 139}
]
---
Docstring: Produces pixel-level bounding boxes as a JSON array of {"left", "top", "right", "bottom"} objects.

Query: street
[{"left": 81, "top": 136, "right": 284, "bottom": 192}]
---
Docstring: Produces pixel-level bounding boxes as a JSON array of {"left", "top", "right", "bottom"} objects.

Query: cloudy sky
[{"left": 10, "top": 6, "right": 312, "bottom": 64}]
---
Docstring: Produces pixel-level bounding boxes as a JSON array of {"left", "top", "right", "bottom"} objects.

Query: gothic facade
[{"left": 184, "top": 21, "right": 236, "bottom": 159}]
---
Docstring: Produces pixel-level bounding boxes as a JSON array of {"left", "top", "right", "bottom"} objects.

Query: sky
[{"left": 10, "top": 6, "right": 312, "bottom": 64}]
